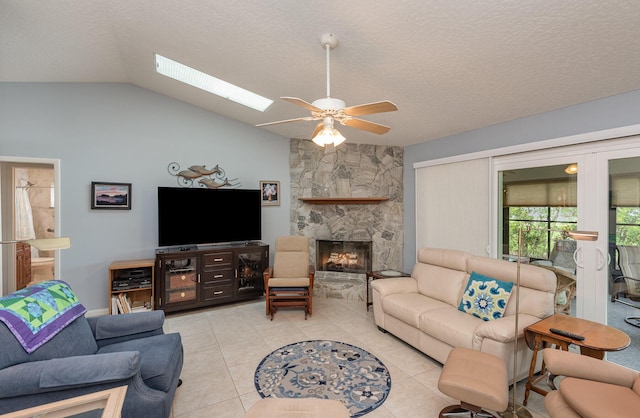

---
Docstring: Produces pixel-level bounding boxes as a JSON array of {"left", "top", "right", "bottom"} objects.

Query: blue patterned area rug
[{"left": 254, "top": 340, "right": 391, "bottom": 417}]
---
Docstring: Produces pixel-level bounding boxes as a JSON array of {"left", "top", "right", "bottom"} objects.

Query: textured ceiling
[{"left": 2, "top": 1, "right": 640, "bottom": 147}]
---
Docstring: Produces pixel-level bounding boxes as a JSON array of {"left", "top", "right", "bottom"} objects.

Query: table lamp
[{"left": 501, "top": 226, "right": 598, "bottom": 418}]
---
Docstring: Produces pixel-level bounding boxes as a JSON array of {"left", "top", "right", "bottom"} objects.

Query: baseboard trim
[{"left": 86, "top": 308, "right": 109, "bottom": 317}]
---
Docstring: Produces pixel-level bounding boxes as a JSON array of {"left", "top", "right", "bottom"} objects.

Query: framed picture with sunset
[{"left": 91, "top": 182, "right": 132, "bottom": 210}]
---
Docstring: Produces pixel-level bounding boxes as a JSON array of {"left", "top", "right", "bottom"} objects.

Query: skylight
[{"left": 155, "top": 54, "right": 273, "bottom": 112}]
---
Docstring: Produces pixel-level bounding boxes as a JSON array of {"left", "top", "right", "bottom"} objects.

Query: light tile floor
[{"left": 165, "top": 296, "right": 550, "bottom": 418}]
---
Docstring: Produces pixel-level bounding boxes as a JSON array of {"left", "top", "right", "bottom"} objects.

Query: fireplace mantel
[{"left": 299, "top": 197, "right": 389, "bottom": 205}]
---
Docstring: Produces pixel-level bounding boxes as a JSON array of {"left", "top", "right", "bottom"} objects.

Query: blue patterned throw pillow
[{"left": 458, "top": 272, "right": 513, "bottom": 321}]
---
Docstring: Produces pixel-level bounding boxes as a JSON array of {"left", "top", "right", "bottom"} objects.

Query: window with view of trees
[
  {"left": 505, "top": 202, "right": 640, "bottom": 260},
  {"left": 501, "top": 165, "right": 578, "bottom": 260},
  {"left": 616, "top": 207, "right": 640, "bottom": 245},
  {"left": 501, "top": 165, "right": 640, "bottom": 261},
  {"left": 506, "top": 207, "right": 577, "bottom": 259},
  {"left": 611, "top": 171, "right": 640, "bottom": 246}
]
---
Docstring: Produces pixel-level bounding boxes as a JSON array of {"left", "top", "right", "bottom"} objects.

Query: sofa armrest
[
  {"left": 370, "top": 277, "right": 418, "bottom": 297},
  {"left": 543, "top": 348, "right": 638, "bottom": 388},
  {"left": 0, "top": 352, "right": 141, "bottom": 398},
  {"left": 88, "top": 311, "right": 165, "bottom": 346},
  {"left": 473, "top": 313, "right": 540, "bottom": 343}
]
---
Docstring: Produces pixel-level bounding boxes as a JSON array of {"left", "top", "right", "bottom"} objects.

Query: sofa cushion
[
  {"left": 414, "top": 249, "right": 469, "bottom": 307},
  {"left": 381, "top": 293, "right": 449, "bottom": 328},
  {"left": 458, "top": 272, "right": 513, "bottom": 321},
  {"left": 417, "top": 248, "right": 469, "bottom": 271},
  {"left": 97, "top": 332, "right": 182, "bottom": 393},
  {"left": 92, "top": 311, "right": 165, "bottom": 341},
  {"left": 40, "top": 352, "right": 139, "bottom": 389},
  {"left": 0, "top": 352, "right": 140, "bottom": 398},
  {"left": 0, "top": 316, "right": 97, "bottom": 370},
  {"left": 419, "top": 308, "right": 480, "bottom": 349},
  {"left": 0, "top": 280, "right": 87, "bottom": 354},
  {"left": 273, "top": 252, "right": 309, "bottom": 278},
  {"left": 467, "top": 256, "right": 556, "bottom": 318},
  {"left": 413, "top": 263, "right": 468, "bottom": 307}
]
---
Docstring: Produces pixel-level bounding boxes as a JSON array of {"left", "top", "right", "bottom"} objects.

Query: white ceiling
[{"left": 2, "top": 1, "right": 640, "bottom": 147}]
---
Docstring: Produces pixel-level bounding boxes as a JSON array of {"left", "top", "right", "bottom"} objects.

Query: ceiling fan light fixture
[
  {"left": 155, "top": 54, "right": 274, "bottom": 112},
  {"left": 312, "top": 124, "right": 345, "bottom": 147},
  {"left": 331, "top": 128, "right": 346, "bottom": 146}
]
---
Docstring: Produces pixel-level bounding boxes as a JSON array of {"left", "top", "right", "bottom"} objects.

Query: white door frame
[
  {"left": 594, "top": 138, "right": 640, "bottom": 323},
  {"left": 492, "top": 151, "right": 590, "bottom": 318},
  {"left": 491, "top": 135, "right": 640, "bottom": 321},
  {"left": 0, "top": 156, "right": 61, "bottom": 295}
]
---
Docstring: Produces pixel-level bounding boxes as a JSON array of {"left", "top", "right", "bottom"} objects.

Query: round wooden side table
[{"left": 523, "top": 314, "right": 630, "bottom": 405}]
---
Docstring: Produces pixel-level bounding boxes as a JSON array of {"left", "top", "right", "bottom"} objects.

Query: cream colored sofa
[{"left": 371, "top": 248, "right": 557, "bottom": 382}]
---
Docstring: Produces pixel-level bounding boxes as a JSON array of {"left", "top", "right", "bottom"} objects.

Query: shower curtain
[{"left": 15, "top": 181, "right": 38, "bottom": 258}]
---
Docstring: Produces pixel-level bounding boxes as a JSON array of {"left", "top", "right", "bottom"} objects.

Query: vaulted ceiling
[{"left": 2, "top": 1, "right": 639, "bottom": 147}]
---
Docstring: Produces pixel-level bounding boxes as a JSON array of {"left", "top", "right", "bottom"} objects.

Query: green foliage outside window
[
  {"left": 507, "top": 207, "right": 577, "bottom": 259},
  {"left": 616, "top": 207, "right": 640, "bottom": 245},
  {"left": 508, "top": 207, "right": 640, "bottom": 259}
]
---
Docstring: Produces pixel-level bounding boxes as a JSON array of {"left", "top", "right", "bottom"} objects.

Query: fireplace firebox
[{"left": 316, "top": 240, "right": 372, "bottom": 274}]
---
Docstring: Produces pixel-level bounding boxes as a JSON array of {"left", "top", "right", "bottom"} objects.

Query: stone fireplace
[
  {"left": 290, "top": 139, "right": 404, "bottom": 301},
  {"left": 316, "top": 240, "right": 372, "bottom": 274}
]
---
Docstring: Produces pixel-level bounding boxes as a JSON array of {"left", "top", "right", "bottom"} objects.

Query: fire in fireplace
[{"left": 316, "top": 240, "right": 372, "bottom": 274}]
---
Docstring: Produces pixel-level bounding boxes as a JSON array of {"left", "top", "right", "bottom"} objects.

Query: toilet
[{"left": 30, "top": 257, "right": 55, "bottom": 283}]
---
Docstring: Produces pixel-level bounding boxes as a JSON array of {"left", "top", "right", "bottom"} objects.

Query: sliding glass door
[
  {"left": 596, "top": 150, "right": 640, "bottom": 370},
  {"left": 496, "top": 159, "right": 585, "bottom": 318},
  {"left": 493, "top": 135, "right": 640, "bottom": 370}
]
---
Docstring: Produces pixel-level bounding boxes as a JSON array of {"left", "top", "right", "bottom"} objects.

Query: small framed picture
[
  {"left": 260, "top": 181, "right": 280, "bottom": 206},
  {"left": 91, "top": 182, "right": 132, "bottom": 210}
]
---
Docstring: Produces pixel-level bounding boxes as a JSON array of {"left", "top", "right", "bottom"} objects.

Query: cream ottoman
[
  {"left": 244, "top": 398, "right": 350, "bottom": 418},
  {"left": 437, "top": 347, "right": 509, "bottom": 417}
]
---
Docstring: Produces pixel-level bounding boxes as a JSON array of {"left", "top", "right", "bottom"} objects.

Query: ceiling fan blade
[
  {"left": 256, "top": 117, "right": 316, "bottom": 127},
  {"left": 342, "top": 101, "right": 398, "bottom": 116},
  {"left": 341, "top": 118, "right": 391, "bottom": 135},
  {"left": 311, "top": 122, "right": 323, "bottom": 139},
  {"left": 281, "top": 97, "right": 323, "bottom": 113}
]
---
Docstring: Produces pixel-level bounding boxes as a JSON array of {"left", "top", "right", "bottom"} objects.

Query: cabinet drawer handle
[
  {"left": 214, "top": 274, "right": 223, "bottom": 278},
  {"left": 213, "top": 291, "right": 224, "bottom": 295},
  {"left": 214, "top": 258, "right": 223, "bottom": 262},
  {"left": 181, "top": 275, "right": 186, "bottom": 280},
  {"left": 180, "top": 292, "right": 185, "bottom": 297}
]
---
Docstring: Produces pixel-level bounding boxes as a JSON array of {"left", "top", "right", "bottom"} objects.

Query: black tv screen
[{"left": 158, "top": 187, "right": 262, "bottom": 247}]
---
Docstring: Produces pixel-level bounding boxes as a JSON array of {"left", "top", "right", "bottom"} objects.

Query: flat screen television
[{"left": 158, "top": 187, "right": 261, "bottom": 247}]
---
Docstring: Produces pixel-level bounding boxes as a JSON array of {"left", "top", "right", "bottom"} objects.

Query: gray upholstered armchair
[{"left": 0, "top": 282, "right": 183, "bottom": 418}]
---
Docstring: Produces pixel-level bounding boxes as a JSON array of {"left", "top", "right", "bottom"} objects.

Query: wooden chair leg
[
  {"left": 265, "top": 292, "right": 270, "bottom": 316},
  {"left": 268, "top": 288, "right": 311, "bottom": 320}
]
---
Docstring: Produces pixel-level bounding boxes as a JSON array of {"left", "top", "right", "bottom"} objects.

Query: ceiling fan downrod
[{"left": 320, "top": 33, "right": 338, "bottom": 98}]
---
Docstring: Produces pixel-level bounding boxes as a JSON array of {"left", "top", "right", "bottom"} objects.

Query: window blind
[
  {"left": 416, "top": 158, "right": 490, "bottom": 256},
  {"left": 610, "top": 174, "right": 640, "bottom": 207},
  {"left": 503, "top": 178, "right": 577, "bottom": 207}
]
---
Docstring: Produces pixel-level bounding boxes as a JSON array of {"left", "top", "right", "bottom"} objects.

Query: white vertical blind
[{"left": 416, "top": 158, "right": 490, "bottom": 256}]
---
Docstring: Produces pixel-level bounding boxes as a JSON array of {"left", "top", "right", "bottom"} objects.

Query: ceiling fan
[{"left": 256, "top": 33, "right": 398, "bottom": 146}]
